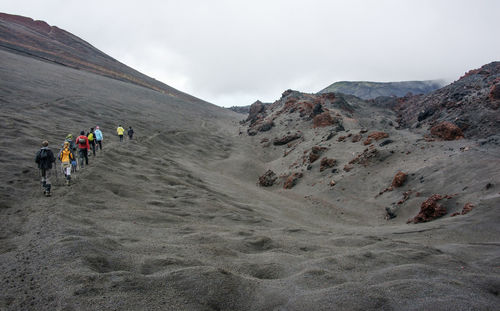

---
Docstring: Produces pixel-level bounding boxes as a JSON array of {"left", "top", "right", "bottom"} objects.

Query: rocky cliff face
[{"left": 0, "top": 12, "right": 204, "bottom": 104}]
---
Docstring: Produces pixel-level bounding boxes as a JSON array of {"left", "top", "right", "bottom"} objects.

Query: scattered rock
[
  {"left": 309, "top": 146, "right": 328, "bottom": 163},
  {"left": 258, "top": 120, "right": 274, "bottom": 132},
  {"left": 320, "top": 157, "right": 336, "bottom": 172},
  {"left": 329, "top": 180, "right": 336, "bottom": 187},
  {"left": 367, "top": 131, "right": 389, "bottom": 141},
  {"left": 430, "top": 121, "right": 464, "bottom": 140},
  {"left": 343, "top": 164, "right": 353, "bottom": 172},
  {"left": 407, "top": 194, "right": 447, "bottom": 224},
  {"left": 313, "top": 111, "right": 336, "bottom": 128},
  {"left": 338, "top": 136, "right": 347, "bottom": 142},
  {"left": 485, "top": 183, "right": 493, "bottom": 190},
  {"left": 379, "top": 139, "right": 394, "bottom": 147},
  {"left": 363, "top": 137, "right": 372, "bottom": 145},
  {"left": 385, "top": 207, "right": 396, "bottom": 220},
  {"left": 258, "top": 170, "right": 277, "bottom": 187},
  {"left": 451, "top": 202, "right": 475, "bottom": 217},
  {"left": 392, "top": 171, "right": 407, "bottom": 188},
  {"left": 349, "top": 148, "right": 379, "bottom": 166},
  {"left": 351, "top": 134, "right": 362, "bottom": 142},
  {"left": 273, "top": 132, "right": 302, "bottom": 145},
  {"left": 284, "top": 172, "right": 303, "bottom": 189}
]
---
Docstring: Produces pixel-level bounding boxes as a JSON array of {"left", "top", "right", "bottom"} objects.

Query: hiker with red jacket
[{"left": 76, "top": 130, "right": 90, "bottom": 168}]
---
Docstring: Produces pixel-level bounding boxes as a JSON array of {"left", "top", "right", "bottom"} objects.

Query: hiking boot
[{"left": 66, "top": 179, "right": 70, "bottom": 186}]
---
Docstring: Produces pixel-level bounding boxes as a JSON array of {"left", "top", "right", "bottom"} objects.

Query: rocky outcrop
[
  {"left": 247, "top": 101, "right": 266, "bottom": 124},
  {"left": 395, "top": 62, "right": 500, "bottom": 139},
  {"left": 273, "top": 132, "right": 302, "bottom": 145},
  {"left": 392, "top": 171, "right": 407, "bottom": 188},
  {"left": 430, "top": 121, "right": 464, "bottom": 140},
  {"left": 313, "top": 111, "right": 335, "bottom": 128},
  {"left": 351, "top": 134, "right": 362, "bottom": 143},
  {"left": 284, "top": 173, "right": 303, "bottom": 189},
  {"left": 309, "top": 146, "right": 328, "bottom": 163},
  {"left": 349, "top": 148, "right": 379, "bottom": 166},
  {"left": 258, "top": 170, "right": 277, "bottom": 187},
  {"left": 320, "top": 157, "right": 336, "bottom": 172},
  {"left": 451, "top": 202, "right": 475, "bottom": 217},
  {"left": 408, "top": 194, "right": 447, "bottom": 224}
]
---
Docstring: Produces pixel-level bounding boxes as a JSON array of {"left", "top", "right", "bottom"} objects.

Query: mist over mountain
[
  {"left": 318, "top": 80, "right": 445, "bottom": 99},
  {"left": 1, "top": 12, "right": 499, "bottom": 311}
]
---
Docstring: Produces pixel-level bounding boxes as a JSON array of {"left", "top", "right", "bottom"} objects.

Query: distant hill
[
  {"left": 318, "top": 80, "right": 445, "bottom": 99},
  {"left": 0, "top": 12, "right": 205, "bottom": 104}
]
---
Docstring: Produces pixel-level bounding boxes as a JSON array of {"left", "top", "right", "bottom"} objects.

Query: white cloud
[{"left": 2, "top": 0, "right": 500, "bottom": 106}]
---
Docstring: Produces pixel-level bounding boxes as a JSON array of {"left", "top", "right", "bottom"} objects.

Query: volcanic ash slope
[{"left": 0, "top": 50, "right": 500, "bottom": 310}]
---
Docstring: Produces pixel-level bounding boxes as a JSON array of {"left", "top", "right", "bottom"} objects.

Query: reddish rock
[
  {"left": 363, "top": 137, "right": 372, "bottom": 145},
  {"left": 313, "top": 111, "right": 334, "bottom": 128},
  {"left": 309, "top": 146, "right": 328, "bottom": 163},
  {"left": 338, "top": 136, "right": 347, "bottom": 142},
  {"left": 349, "top": 148, "right": 379, "bottom": 166},
  {"left": 247, "top": 100, "right": 266, "bottom": 124},
  {"left": 329, "top": 180, "right": 336, "bottom": 187},
  {"left": 392, "top": 171, "right": 408, "bottom": 188},
  {"left": 430, "top": 121, "right": 464, "bottom": 140},
  {"left": 320, "top": 157, "right": 336, "bottom": 172},
  {"left": 343, "top": 164, "right": 353, "bottom": 172},
  {"left": 451, "top": 202, "right": 475, "bottom": 217},
  {"left": 260, "top": 138, "right": 269, "bottom": 143},
  {"left": 351, "top": 134, "right": 362, "bottom": 142},
  {"left": 408, "top": 194, "right": 447, "bottom": 224},
  {"left": 367, "top": 131, "right": 389, "bottom": 141},
  {"left": 273, "top": 132, "right": 302, "bottom": 145},
  {"left": 258, "top": 170, "right": 277, "bottom": 187},
  {"left": 284, "top": 172, "right": 303, "bottom": 189}
]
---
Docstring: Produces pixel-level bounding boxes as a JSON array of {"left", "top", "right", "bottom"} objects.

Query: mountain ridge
[
  {"left": 0, "top": 12, "right": 205, "bottom": 104},
  {"left": 318, "top": 79, "right": 445, "bottom": 99}
]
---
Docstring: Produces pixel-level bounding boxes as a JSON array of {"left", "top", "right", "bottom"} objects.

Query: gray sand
[{"left": 0, "top": 49, "right": 499, "bottom": 310}]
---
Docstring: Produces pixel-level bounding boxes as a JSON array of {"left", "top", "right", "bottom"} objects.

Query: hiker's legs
[
  {"left": 62, "top": 163, "right": 71, "bottom": 185},
  {"left": 79, "top": 149, "right": 85, "bottom": 167},
  {"left": 91, "top": 142, "right": 96, "bottom": 156},
  {"left": 84, "top": 150, "right": 89, "bottom": 165},
  {"left": 97, "top": 140, "right": 102, "bottom": 150},
  {"left": 119, "top": 135, "right": 123, "bottom": 142},
  {"left": 40, "top": 168, "right": 51, "bottom": 195}
]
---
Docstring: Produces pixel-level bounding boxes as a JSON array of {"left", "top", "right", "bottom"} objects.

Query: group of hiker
[{"left": 35, "top": 125, "right": 134, "bottom": 197}]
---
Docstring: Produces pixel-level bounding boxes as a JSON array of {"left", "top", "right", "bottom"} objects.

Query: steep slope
[
  {"left": 394, "top": 61, "right": 500, "bottom": 139},
  {"left": 0, "top": 12, "right": 202, "bottom": 103},
  {"left": 318, "top": 80, "right": 444, "bottom": 99}
]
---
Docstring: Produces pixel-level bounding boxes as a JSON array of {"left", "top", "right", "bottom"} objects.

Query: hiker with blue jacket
[{"left": 94, "top": 126, "right": 103, "bottom": 150}]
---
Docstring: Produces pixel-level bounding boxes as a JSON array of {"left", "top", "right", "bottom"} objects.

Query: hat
[
  {"left": 66, "top": 134, "right": 73, "bottom": 139},
  {"left": 64, "top": 141, "right": 69, "bottom": 146},
  {"left": 80, "top": 131, "right": 85, "bottom": 135},
  {"left": 42, "top": 140, "right": 49, "bottom": 147}
]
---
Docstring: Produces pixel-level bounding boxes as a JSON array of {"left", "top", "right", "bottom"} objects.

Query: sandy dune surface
[{"left": 1, "top": 49, "right": 500, "bottom": 310}]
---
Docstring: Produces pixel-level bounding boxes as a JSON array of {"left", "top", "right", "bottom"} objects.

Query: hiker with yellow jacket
[
  {"left": 117, "top": 125, "right": 125, "bottom": 142},
  {"left": 58, "top": 141, "right": 75, "bottom": 185}
]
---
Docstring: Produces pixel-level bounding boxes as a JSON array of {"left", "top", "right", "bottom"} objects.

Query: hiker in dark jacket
[
  {"left": 35, "top": 140, "right": 56, "bottom": 196},
  {"left": 127, "top": 126, "right": 134, "bottom": 140}
]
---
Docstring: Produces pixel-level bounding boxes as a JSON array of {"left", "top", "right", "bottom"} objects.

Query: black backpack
[{"left": 78, "top": 137, "right": 86, "bottom": 145}]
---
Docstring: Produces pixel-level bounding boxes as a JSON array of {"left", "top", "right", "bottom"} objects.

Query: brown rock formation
[
  {"left": 351, "top": 134, "right": 362, "bottom": 142},
  {"left": 313, "top": 111, "right": 334, "bottom": 128},
  {"left": 258, "top": 170, "right": 277, "bottom": 187},
  {"left": 392, "top": 171, "right": 407, "bottom": 188},
  {"left": 367, "top": 131, "right": 389, "bottom": 141},
  {"left": 309, "top": 146, "right": 328, "bottom": 163},
  {"left": 273, "top": 132, "right": 302, "bottom": 145},
  {"left": 320, "top": 157, "right": 336, "bottom": 172},
  {"left": 451, "top": 202, "right": 475, "bottom": 217},
  {"left": 430, "top": 121, "right": 464, "bottom": 140},
  {"left": 408, "top": 194, "right": 447, "bottom": 224},
  {"left": 284, "top": 172, "right": 303, "bottom": 189},
  {"left": 349, "top": 148, "right": 379, "bottom": 166}
]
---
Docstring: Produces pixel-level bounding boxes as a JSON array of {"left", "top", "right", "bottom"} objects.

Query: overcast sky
[{"left": 3, "top": 0, "right": 500, "bottom": 106}]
